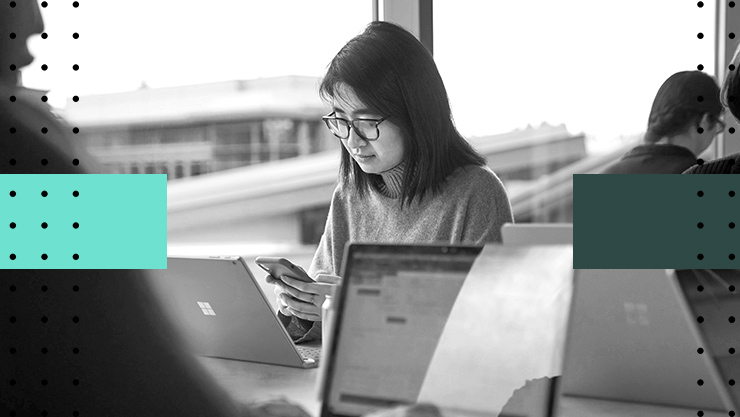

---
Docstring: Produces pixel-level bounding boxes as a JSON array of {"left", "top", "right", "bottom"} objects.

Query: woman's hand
[{"left": 267, "top": 274, "right": 341, "bottom": 321}]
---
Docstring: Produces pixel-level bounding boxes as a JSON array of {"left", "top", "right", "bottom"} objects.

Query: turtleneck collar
[{"left": 377, "top": 161, "right": 406, "bottom": 199}]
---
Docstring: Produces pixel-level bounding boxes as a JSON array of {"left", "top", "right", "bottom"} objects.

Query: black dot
[
  {"left": 9, "top": 379, "right": 15, "bottom": 386},
  {"left": 72, "top": 316, "right": 79, "bottom": 323},
  {"left": 699, "top": 412, "right": 705, "bottom": 417},
  {"left": 731, "top": 316, "right": 736, "bottom": 323},
  {"left": 9, "top": 254, "right": 15, "bottom": 260},
  {"left": 41, "top": 285, "right": 47, "bottom": 292},
  {"left": 41, "top": 315, "right": 48, "bottom": 323},
  {"left": 732, "top": 1, "right": 737, "bottom": 7},
  {"left": 698, "top": 127, "right": 705, "bottom": 134},
  {"left": 9, "top": 347, "right": 16, "bottom": 354},
  {"left": 73, "top": 32, "right": 79, "bottom": 39},
  {"left": 698, "top": 1, "right": 704, "bottom": 6},
  {"left": 9, "top": 285, "right": 15, "bottom": 291},
  {"left": 732, "top": 222, "right": 736, "bottom": 229},
  {"left": 731, "top": 348, "right": 736, "bottom": 354},
  {"left": 72, "top": 379, "right": 79, "bottom": 386},
  {"left": 697, "top": 158, "right": 705, "bottom": 165},
  {"left": 698, "top": 33, "right": 705, "bottom": 39},
  {"left": 41, "top": 127, "right": 47, "bottom": 134},
  {"left": 41, "top": 96, "right": 47, "bottom": 102},
  {"left": 698, "top": 253, "right": 705, "bottom": 260},
  {"left": 698, "top": 222, "right": 704, "bottom": 229},
  {"left": 9, "top": 190, "right": 15, "bottom": 197},
  {"left": 731, "top": 285, "right": 736, "bottom": 292},
  {"left": 72, "top": 159, "right": 79, "bottom": 166},
  {"left": 73, "top": 190, "right": 79, "bottom": 197},
  {"left": 731, "top": 33, "right": 736, "bottom": 40},
  {"left": 731, "top": 64, "right": 736, "bottom": 71},
  {"left": 698, "top": 347, "right": 704, "bottom": 354},
  {"left": 698, "top": 64, "right": 705, "bottom": 71},
  {"left": 9, "top": 127, "right": 15, "bottom": 133},
  {"left": 72, "top": 347, "right": 79, "bottom": 354},
  {"left": 41, "top": 222, "right": 47, "bottom": 229},
  {"left": 731, "top": 128, "right": 737, "bottom": 134},
  {"left": 41, "top": 348, "right": 47, "bottom": 354},
  {"left": 9, "top": 222, "right": 15, "bottom": 229},
  {"left": 698, "top": 191, "right": 704, "bottom": 197},
  {"left": 73, "top": 412, "right": 79, "bottom": 417},
  {"left": 9, "top": 158, "right": 15, "bottom": 165},
  {"left": 698, "top": 96, "right": 705, "bottom": 102},
  {"left": 73, "top": 222, "right": 79, "bottom": 229},
  {"left": 41, "top": 190, "right": 47, "bottom": 197},
  {"left": 72, "top": 253, "right": 79, "bottom": 260},
  {"left": 72, "top": 127, "right": 79, "bottom": 134},
  {"left": 732, "top": 96, "right": 737, "bottom": 103},
  {"left": 41, "top": 254, "right": 47, "bottom": 260},
  {"left": 73, "top": 1, "right": 79, "bottom": 6},
  {"left": 41, "top": 0, "right": 47, "bottom": 6},
  {"left": 698, "top": 379, "right": 705, "bottom": 385},
  {"left": 9, "top": 316, "right": 15, "bottom": 323},
  {"left": 9, "top": 33, "right": 15, "bottom": 39},
  {"left": 41, "top": 64, "right": 47, "bottom": 71},
  {"left": 41, "top": 159, "right": 48, "bottom": 166},
  {"left": 731, "top": 379, "right": 736, "bottom": 386},
  {"left": 10, "top": 1, "right": 16, "bottom": 7},
  {"left": 731, "top": 254, "right": 736, "bottom": 260},
  {"left": 73, "top": 285, "right": 79, "bottom": 291},
  {"left": 73, "top": 64, "right": 79, "bottom": 71},
  {"left": 730, "top": 411, "right": 736, "bottom": 417},
  {"left": 731, "top": 191, "right": 737, "bottom": 197},
  {"left": 41, "top": 379, "right": 47, "bottom": 386},
  {"left": 41, "top": 411, "right": 47, "bottom": 417},
  {"left": 72, "top": 96, "right": 79, "bottom": 102},
  {"left": 698, "top": 316, "right": 705, "bottom": 323},
  {"left": 9, "top": 95, "right": 16, "bottom": 102},
  {"left": 41, "top": 33, "right": 47, "bottom": 39}
]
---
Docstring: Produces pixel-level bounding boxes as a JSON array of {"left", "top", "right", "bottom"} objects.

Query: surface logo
[
  {"left": 623, "top": 302, "right": 649, "bottom": 326},
  {"left": 197, "top": 301, "right": 216, "bottom": 316}
]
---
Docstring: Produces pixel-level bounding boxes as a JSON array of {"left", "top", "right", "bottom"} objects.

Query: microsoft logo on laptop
[{"left": 197, "top": 301, "right": 216, "bottom": 316}]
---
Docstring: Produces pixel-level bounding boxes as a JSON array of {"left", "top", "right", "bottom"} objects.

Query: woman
[
  {"left": 600, "top": 71, "right": 723, "bottom": 174},
  {"left": 684, "top": 46, "right": 740, "bottom": 173},
  {"left": 267, "top": 21, "right": 513, "bottom": 342}
]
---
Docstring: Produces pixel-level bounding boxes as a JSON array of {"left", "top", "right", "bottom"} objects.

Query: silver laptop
[
  {"left": 319, "top": 243, "right": 575, "bottom": 417},
  {"left": 501, "top": 222, "right": 573, "bottom": 246},
  {"left": 558, "top": 269, "right": 733, "bottom": 412},
  {"left": 146, "top": 256, "right": 320, "bottom": 368}
]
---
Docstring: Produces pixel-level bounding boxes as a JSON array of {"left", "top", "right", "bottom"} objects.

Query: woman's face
[{"left": 332, "top": 83, "right": 406, "bottom": 174}]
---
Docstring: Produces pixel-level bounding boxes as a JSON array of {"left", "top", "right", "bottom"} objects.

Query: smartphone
[{"left": 254, "top": 256, "right": 314, "bottom": 283}]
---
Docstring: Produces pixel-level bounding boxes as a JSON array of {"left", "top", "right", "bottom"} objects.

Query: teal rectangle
[
  {"left": 0, "top": 174, "right": 167, "bottom": 269},
  {"left": 574, "top": 174, "right": 740, "bottom": 269}
]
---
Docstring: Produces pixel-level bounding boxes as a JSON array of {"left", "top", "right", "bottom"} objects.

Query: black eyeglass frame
[{"left": 321, "top": 111, "right": 389, "bottom": 141}]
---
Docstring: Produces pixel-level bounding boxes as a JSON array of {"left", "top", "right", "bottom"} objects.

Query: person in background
[
  {"left": 685, "top": 45, "right": 740, "bottom": 173},
  {"left": 265, "top": 21, "right": 514, "bottom": 343},
  {"left": 0, "top": 2, "right": 307, "bottom": 416},
  {"left": 601, "top": 71, "right": 723, "bottom": 174}
]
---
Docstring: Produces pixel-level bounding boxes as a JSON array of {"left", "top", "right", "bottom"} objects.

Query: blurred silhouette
[{"left": 602, "top": 71, "right": 722, "bottom": 174}]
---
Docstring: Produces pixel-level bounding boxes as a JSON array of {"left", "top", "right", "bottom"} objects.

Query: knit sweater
[
  {"left": 683, "top": 153, "right": 740, "bottom": 174},
  {"left": 281, "top": 162, "right": 514, "bottom": 342}
]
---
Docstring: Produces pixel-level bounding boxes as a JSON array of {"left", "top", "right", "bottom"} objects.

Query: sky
[{"left": 23, "top": 0, "right": 717, "bottom": 147}]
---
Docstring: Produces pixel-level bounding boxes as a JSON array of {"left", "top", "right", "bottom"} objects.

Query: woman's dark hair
[
  {"left": 722, "top": 46, "right": 740, "bottom": 121},
  {"left": 319, "top": 21, "right": 486, "bottom": 206},
  {"left": 645, "top": 71, "right": 722, "bottom": 143}
]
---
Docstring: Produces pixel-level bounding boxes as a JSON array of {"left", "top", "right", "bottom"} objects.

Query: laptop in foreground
[{"left": 146, "top": 256, "right": 320, "bottom": 368}]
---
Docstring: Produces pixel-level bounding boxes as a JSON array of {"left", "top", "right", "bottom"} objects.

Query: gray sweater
[{"left": 282, "top": 162, "right": 514, "bottom": 342}]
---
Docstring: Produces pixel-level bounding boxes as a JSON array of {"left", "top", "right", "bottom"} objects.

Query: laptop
[
  {"left": 558, "top": 269, "right": 733, "bottom": 412},
  {"left": 501, "top": 223, "right": 573, "bottom": 246},
  {"left": 318, "top": 243, "right": 574, "bottom": 417},
  {"left": 145, "top": 256, "right": 320, "bottom": 368}
]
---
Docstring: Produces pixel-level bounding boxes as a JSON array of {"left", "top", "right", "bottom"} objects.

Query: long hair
[
  {"left": 319, "top": 21, "right": 485, "bottom": 206},
  {"left": 644, "top": 71, "right": 722, "bottom": 143},
  {"left": 723, "top": 44, "right": 740, "bottom": 121}
]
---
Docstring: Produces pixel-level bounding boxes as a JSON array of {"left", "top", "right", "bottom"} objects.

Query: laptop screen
[
  {"left": 674, "top": 269, "right": 740, "bottom": 412},
  {"left": 321, "top": 244, "right": 483, "bottom": 417}
]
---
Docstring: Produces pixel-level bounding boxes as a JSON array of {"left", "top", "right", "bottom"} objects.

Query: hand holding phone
[{"left": 255, "top": 257, "right": 314, "bottom": 283}]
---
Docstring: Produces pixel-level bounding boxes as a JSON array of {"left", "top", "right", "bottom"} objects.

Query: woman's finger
[{"left": 281, "top": 294, "right": 320, "bottom": 316}]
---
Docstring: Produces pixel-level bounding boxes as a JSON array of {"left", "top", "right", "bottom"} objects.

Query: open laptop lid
[
  {"left": 146, "top": 256, "right": 314, "bottom": 368},
  {"left": 501, "top": 223, "right": 573, "bottom": 246},
  {"left": 672, "top": 269, "right": 740, "bottom": 413},
  {"left": 320, "top": 243, "right": 574, "bottom": 417},
  {"left": 559, "top": 269, "right": 727, "bottom": 411}
]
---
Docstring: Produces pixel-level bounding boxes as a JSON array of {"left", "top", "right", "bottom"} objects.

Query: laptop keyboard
[{"left": 296, "top": 345, "right": 321, "bottom": 362}]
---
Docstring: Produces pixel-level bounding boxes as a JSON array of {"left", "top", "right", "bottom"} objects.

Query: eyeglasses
[{"left": 322, "top": 112, "right": 388, "bottom": 141}]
